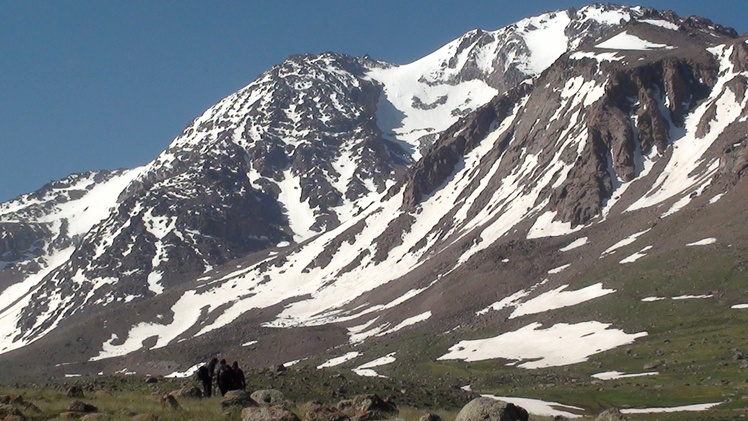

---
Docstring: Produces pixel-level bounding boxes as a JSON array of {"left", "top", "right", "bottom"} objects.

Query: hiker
[
  {"left": 231, "top": 361, "right": 246, "bottom": 390},
  {"left": 216, "top": 359, "right": 233, "bottom": 396},
  {"left": 196, "top": 357, "right": 219, "bottom": 397}
]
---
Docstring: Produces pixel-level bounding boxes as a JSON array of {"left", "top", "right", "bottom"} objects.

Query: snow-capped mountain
[{"left": 1, "top": 4, "right": 746, "bottom": 380}]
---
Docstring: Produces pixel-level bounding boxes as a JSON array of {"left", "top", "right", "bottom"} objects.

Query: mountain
[{"left": 1, "top": 4, "right": 747, "bottom": 411}]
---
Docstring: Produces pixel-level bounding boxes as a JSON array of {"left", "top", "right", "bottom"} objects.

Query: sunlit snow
[
  {"left": 592, "top": 371, "right": 658, "bottom": 380},
  {"left": 509, "top": 283, "right": 615, "bottom": 319},
  {"left": 596, "top": 31, "right": 674, "bottom": 50},
  {"left": 686, "top": 238, "right": 717, "bottom": 246},
  {"left": 438, "top": 321, "right": 647, "bottom": 368},
  {"left": 482, "top": 394, "right": 584, "bottom": 418}
]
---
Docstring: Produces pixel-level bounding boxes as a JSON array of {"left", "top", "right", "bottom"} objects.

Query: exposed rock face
[{"left": 455, "top": 398, "right": 528, "bottom": 421}]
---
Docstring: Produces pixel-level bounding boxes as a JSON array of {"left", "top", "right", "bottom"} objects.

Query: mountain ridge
[{"left": 0, "top": 6, "right": 746, "bottom": 403}]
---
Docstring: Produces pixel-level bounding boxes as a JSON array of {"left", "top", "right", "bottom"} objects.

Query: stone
[
  {"left": 251, "top": 390, "right": 287, "bottom": 407},
  {"left": 0, "top": 404, "right": 26, "bottom": 421},
  {"left": 159, "top": 394, "right": 181, "bottom": 410},
  {"left": 68, "top": 400, "right": 98, "bottom": 413},
  {"left": 66, "top": 386, "right": 84, "bottom": 399},
  {"left": 221, "top": 390, "right": 257, "bottom": 409},
  {"left": 169, "top": 386, "right": 203, "bottom": 399},
  {"left": 595, "top": 408, "right": 627, "bottom": 421},
  {"left": 242, "top": 406, "right": 301, "bottom": 421},
  {"left": 454, "top": 397, "right": 528, "bottom": 421},
  {"left": 337, "top": 394, "right": 398, "bottom": 421},
  {"left": 299, "top": 401, "right": 349, "bottom": 421},
  {"left": 419, "top": 413, "right": 443, "bottom": 421}
]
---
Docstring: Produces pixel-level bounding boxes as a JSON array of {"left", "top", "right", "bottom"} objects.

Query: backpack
[{"left": 195, "top": 365, "right": 209, "bottom": 382}]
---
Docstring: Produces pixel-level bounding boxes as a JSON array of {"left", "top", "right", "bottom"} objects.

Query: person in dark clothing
[
  {"left": 216, "top": 359, "right": 233, "bottom": 396},
  {"left": 197, "top": 357, "right": 219, "bottom": 398},
  {"left": 231, "top": 361, "right": 246, "bottom": 390}
]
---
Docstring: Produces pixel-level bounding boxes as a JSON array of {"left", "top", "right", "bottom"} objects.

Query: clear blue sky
[{"left": 1, "top": 1, "right": 746, "bottom": 202}]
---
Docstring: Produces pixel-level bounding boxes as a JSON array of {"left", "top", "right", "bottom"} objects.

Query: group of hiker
[{"left": 195, "top": 358, "right": 246, "bottom": 397}]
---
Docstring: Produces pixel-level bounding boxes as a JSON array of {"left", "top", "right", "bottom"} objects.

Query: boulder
[
  {"left": 9, "top": 396, "right": 39, "bottom": 413},
  {"left": 455, "top": 397, "right": 528, "bottom": 421},
  {"left": 242, "top": 406, "right": 301, "bottom": 421},
  {"left": 268, "top": 364, "right": 288, "bottom": 373},
  {"left": 299, "top": 401, "right": 349, "bottom": 421},
  {"left": 66, "top": 385, "right": 84, "bottom": 398},
  {"left": 251, "top": 390, "right": 288, "bottom": 407},
  {"left": 0, "top": 404, "right": 26, "bottom": 421},
  {"left": 68, "top": 400, "right": 98, "bottom": 413},
  {"left": 159, "top": 394, "right": 181, "bottom": 410},
  {"left": 595, "top": 408, "right": 627, "bottom": 421},
  {"left": 221, "top": 390, "right": 257, "bottom": 409},
  {"left": 337, "top": 394, "right": 398, "bottom": 420},
  {"left": 169, "top": 386, "right": 203, "bottom": 399}
]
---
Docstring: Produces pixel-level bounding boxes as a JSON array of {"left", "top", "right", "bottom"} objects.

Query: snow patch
[
  {"left": 352, "top": 352, "right": 396, "bottom": 378},
  {"left": 686, "top": 238, "right": 716, "bottom": 246},
  {"left": 317, "top": 351, "right": 360, "bottom": 369},
  {"left": 592, "top": 371, "right": 658, "bottom": 380},
  {"left": 641, "top": 19, "right": 679, "bottom": 30},
  {"left": 509, "top": 283, "right": 615, "bottom": 319},
  {"left": 596, "top": 31, "right": 674, "bottom": 50},
  {"left": 601, "top": 229, "right": 650, "bottom": 257},
  {"left": 619, "top": 245, "right": 652, "bottom": 264},
  {"left": 482, "top": 394, "right": 584, "bottom": 418},
  {"left": 547, "top": 264, "right": 570, "bottom": 274},
  {"left": 620, "top": 402, "right": 723, "bottom": 414},
  {"left": 560, "top": 237, "right": 588, "bottom": 252},
  {"left": 438, "top": 321, "right": 647, "bottom": 368}
]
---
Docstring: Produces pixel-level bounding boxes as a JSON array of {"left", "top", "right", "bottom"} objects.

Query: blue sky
[{"left": 1, "top": 1, "right": 746, "bottom": 202}]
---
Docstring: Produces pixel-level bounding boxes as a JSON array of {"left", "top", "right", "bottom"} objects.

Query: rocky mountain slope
[{"left": 1, "top": 8, "right": 747, "bottom": 412}]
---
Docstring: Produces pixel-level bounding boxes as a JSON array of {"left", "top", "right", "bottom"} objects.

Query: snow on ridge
[
  {"left": 596, "top": 31, "right": 675, "bottom": 51},
  {"left": 627, "top": 44, "right": 746, "bottom": 215},
  {"left": 438, "top": 321, "right": 647, "bottom": 368},
  {"left": 641, "top": 19, "right": 680, "bottom": 31}
]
